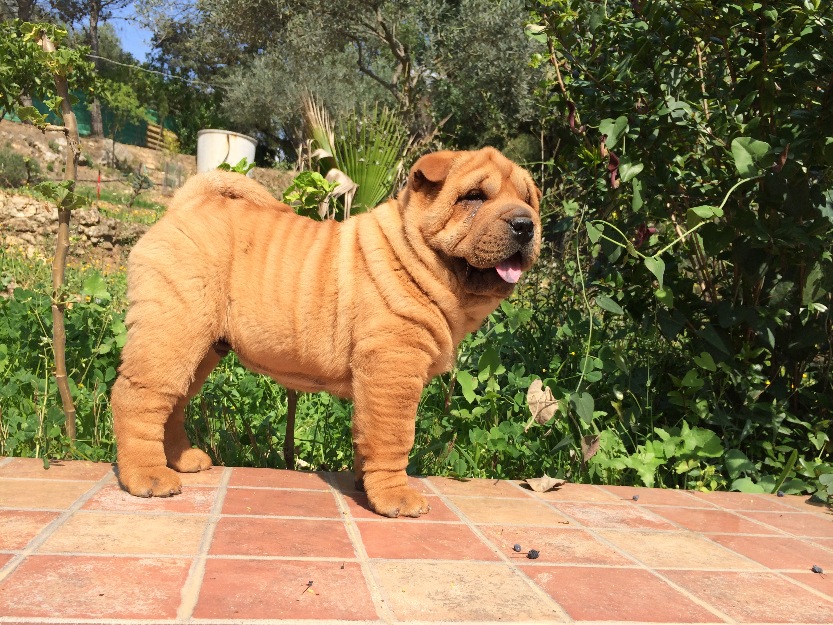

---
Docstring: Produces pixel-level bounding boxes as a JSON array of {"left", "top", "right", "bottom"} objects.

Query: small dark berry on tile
[
  {"left": 777, "top": 490, "right": 785, "bottom": 497},
  {"left": 811, "top": 565, "right": 823, "bottom": 574},
  {"left": 527, "top": 549, "right": 540, "bottom": 559},
  {"left": 513, "top": 544, "right": 522, "bottom": 552},
  {"left": 632, "top": 494, "right": 640, "bottom": 501}
]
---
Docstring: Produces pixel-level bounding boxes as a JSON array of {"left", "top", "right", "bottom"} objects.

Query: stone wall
[{"left": 0, "top": 191, "right": 148, "bottom": 252}]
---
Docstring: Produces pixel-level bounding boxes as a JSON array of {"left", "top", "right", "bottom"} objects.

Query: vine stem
[
  {"left": 574, "top": 214, "right": 593, "bottom": 396},
  {"left": 654, "top": 175, "right": 762, "bottom": 257},
  {"left": 591, "top": 174, "right": 763, "bottom": 262}
]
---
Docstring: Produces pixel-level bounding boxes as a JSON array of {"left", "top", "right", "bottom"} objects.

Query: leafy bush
[
  {"left": 524, "top": 0, "right": 832, "bottom": 500},
  {"left": 0, "top": 144, "right": 40, "bottom": 188}
]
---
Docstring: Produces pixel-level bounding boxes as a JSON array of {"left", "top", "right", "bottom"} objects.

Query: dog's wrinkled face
[{"left": 404, "top": 147, "right": 542, "bottom": 298}]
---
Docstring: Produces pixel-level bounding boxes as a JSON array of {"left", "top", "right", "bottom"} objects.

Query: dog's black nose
[{"left": 509, "top": 217, "right": 535, "bottom": 244}]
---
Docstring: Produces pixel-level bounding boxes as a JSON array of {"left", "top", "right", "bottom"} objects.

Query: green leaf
[
  {"left": 731, "top": 137, "right": 771, "bottom": 177},
  {"left": 643, "top": 256, "right": 665, "bottom": 288},
  {"left": 82, "top": 272, "right": 110, "bottom": 300},
  {"left": 524, "top": 23, "right": 548, "bottom": 43},
  {"left": 478, "top": 346, "right": 504, "bottom": 380},
  {"left": 586, "top": 221, "right": 603, "bottom": 244},
  {"left": 16, "top": 105, "right": 48, "bottom": 128},
  {"left": 680, "top": 369, "right": 704, "bottom": 389},
  {"left": 456, "top": 370, "right": 476, "bottom": 404},
  {"left": 632, "top": 177, "right": 644, "bottom": 211},
  {"left": 570, "top": 392, "right": 595, "bottom": 424},
  {"left": 802, "top": 262, "right": 828, "bottom": 305},
  {"left": 771, "top": 449, "right": 798, "bottom": 494},
  {"left": 618, "top": 158, "right": 643, "bottom": 183},
  {"left": 686, "top": 204, "right": 723, "bottom": 228},
  {"left": 693, "top": 352, "right": 716, "bottom": 371},
  {"left": 595, "top": 294, "right": 624, "bottom": 315},
  {"left": 724, "top": 449, "right": 755, "bottom": 480},
  {"left": 599, "top": 116, "right": 628, "bottom": 149},
  {"left": 731, "top": 477, "right": 765, "bottom": 493},
  {"left": 654, "top": 286, "right": 673, "bottom": 308}
]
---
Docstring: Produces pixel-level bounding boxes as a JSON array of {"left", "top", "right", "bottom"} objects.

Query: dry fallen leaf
[
  {"left": 581, "top": 434, "right": 601, "bottom": 462},
  {"left": 527, "top": 379, "right": 559, "bottom": 426},
  {"left": 523, "top": 475, "right": 566, "bottom": 492}
]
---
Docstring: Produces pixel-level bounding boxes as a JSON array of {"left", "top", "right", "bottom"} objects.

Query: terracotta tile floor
[{"left": 0, "top": 456, "right": 832, "bottom": 624}]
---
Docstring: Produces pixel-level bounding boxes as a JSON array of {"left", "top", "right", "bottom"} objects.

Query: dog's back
[{"left": 170, "top": 170, "right": 292, "bottom": 214}]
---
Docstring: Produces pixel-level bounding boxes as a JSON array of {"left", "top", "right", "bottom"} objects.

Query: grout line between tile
[
  {"left": 175, "top": 466, "right": 232, "bottom": 624},
  {"left": 693, "top": 532, "right": 833, "bottom": 606},
  {"left": 323, "top": 473, "right": 396, "bottom": 624},
  {"left": 531, "top": 494, "right": 739, "bottom": 624},
  {"left": 422, "top": 478, "right": 573, "bottom": 623},
  {"left": 0, "top": 470, "right": 114, "bottom": 585}
]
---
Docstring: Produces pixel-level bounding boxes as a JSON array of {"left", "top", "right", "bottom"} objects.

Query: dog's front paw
[
  {"left": 119, "top": 466, "right": 183, "bottom": 497},
  {"left": 168, "top": 448, "right": 213, "bottom": 473},
  {"left": 367, "top": 485, "right": 431, "bottom": 518}
]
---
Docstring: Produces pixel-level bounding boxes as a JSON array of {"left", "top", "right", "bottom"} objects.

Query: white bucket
[{"left": 196, "top": 129, "right": 257, "bottom": 175}]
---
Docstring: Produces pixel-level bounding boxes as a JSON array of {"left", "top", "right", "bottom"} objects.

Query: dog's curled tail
[{"left": 170, "top": 170, "right": 291, "bottom": 213}]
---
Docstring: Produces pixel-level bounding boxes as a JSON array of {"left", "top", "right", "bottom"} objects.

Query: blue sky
[{"left": 109, "top": 5, "right": 154, "bottom": 61}]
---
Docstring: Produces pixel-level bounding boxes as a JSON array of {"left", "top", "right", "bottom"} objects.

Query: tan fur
[{"left": 112, "top": 147, "right": 541, "bottom": 517}]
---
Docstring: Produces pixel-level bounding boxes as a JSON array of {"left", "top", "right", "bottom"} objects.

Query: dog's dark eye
[{"left": 459, "top": 190, "right": 487, "bottom": 203}]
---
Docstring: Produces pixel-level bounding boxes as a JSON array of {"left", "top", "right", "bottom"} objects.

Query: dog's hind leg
[
  {"left": 164, "top": 349, "right": 222, "bottom": 473},
  {"left": 112, "top": 311, "right": 221, "bottom": 497}
]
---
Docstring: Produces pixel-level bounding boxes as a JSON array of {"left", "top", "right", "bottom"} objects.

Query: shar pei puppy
[{"left": 111, "top": 147, "right": 542, "bottom": 517}]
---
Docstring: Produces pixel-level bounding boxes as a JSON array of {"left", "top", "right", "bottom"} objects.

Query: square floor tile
[
  {"left": 710, "top": 534, "right": 833, "bottom": 570},
  {"left": 221, "top": 487, "right": 340, "bottom": 517},
  {"left": 357, "top": 520, "right": 497, "bottom": 560},
  {"left": 690, "top": 490, "right": 795, "bottom": 512},
  {"left": 664, "top": 570, "right": 833, "bottom": 623},
  {"left": 527, "top": 566, "right": 718, "bottom": 622},
  {"left": 554, "top": 502, "right": 677, "bottom": 530},
  {"left": 448, "top": 495, "right": 571, "bottom": 525},
  {"left": 210, "top": 517, "right": 356, "bottom": 558},
  {"left": 0, "top": 479, "right": 93, "bottom": 509},
  {"left": 597, "top": 529, "right": 762, "bottom": 569},
  {"left": 83, "top": 483, "right": 217, "bottom": 514},
  {"left": 229, "top": 467, "right": 331, "bottom": 490},
  {"left": 342, "top": 491, "right": 459, "bottom": 521},
  {"left": 784, "top": 571, "right": 833, "bottom": 600},
  {"left": 526, "top": 482, "right": 620, "bottom": 503},
  {"left": 599, "top": 485, "right": 713, "bottom": 507},
  {"left": 738, "top": 510, "right": 833, "bottom": 537},
  {"left": 646, "top": 506, "right": 778, "bottom": 534},
  {"left": 179, "top": 467, "right": 225, "bottom": 487},
  {"left": 327, "top": 471, "right": 433, "bottom": 495},
  {"left": 0, "top": 554, "right": 190, "bottom": 619},
  {"left": 0, "top": 458, "right": 113, "bottom": 481},
  {"left": 372, "top": 560, "right": 564, "bottom": 621},
  {"left": 0, "top": 511, "right": 59, "bottom": 550},
  {"left": 40, "top": 511, "right": 208, "bottom": 555},
  {"left": 775, "top": 495, "right": 833, "bottom": 516},
  {"left": 428, "top": 476, "right": 527, "bottom": 498},
  {"left": 194, "top": 559, "right": 376, "bottom": 620},
  {"left": 479, "top": 525, "right": 632, "bottom": 565}
]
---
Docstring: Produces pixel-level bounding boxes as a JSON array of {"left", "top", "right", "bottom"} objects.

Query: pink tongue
[{"left": 496, "top": 257, "right": 523, "bottom": 284}]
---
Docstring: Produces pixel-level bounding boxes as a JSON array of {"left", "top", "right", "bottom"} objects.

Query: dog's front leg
[{"left": 351, "top": 346, "right": 432, "bottom": 518}]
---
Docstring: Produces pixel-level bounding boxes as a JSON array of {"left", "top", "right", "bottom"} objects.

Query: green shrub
[{"left": 0, "top": 143, "right": 40, "bottom": 188}]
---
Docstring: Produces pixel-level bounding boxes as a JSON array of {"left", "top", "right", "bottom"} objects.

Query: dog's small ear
[{"left": 410, "top": 151, "right": 456, "bottom": 192}]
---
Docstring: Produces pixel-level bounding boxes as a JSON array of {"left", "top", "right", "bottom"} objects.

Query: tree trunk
[
  {"left": 89, "top": 2, "right": 104, "bottom": 138},
  {"left": 17, "top": 0, "right": 37, "bottom": 20},
  {"left": 40, "top": 33, "right": 81, "bottom": 440},
  {"left": 283, "top": 390, "right": 297, "bottom": 470}
]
